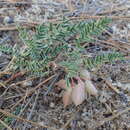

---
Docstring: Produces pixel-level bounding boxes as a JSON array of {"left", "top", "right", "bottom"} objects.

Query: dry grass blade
[
  {"left": 5, "top": 0, "right": 28, "bottom": 3},
  {"left": 10, "top": 76, "right": 36, "bottom": 87},
  {"left": 70, "top": 15, "right": 130, "bottom": 21},
  {"left": 28, "top": 75, "right": 56, "bottom": 94},
  {"left": 10, "top": 94, "right": 35, "bottom": 127},
  {"left": 22, "top": 90, "right": 40, "bottom": 130},
  {"left": 92, "top": 38, "right": 130, "bottom": 53},
  {"left": 10, "top": 75, "right": 56, "bottom": 109},
  {"left": 0, "top": 82, "right": 6, "bottom": 88},
  {"left": 11, "top": 94, "right": 27, "bottom": 110},
  {"left": 0, "top": 109, "right": 57, "bottom": 130},
  {"left": 1, "top": 15, "right": 130, "bottom": 31}
]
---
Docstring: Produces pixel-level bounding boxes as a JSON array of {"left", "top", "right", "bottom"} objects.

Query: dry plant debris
[{"left": 0, "top": 0, "right": 130, "bottom": 129}]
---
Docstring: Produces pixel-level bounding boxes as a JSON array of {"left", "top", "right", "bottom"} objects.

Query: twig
[
  {"left": 0, "top": 24, "right": 36, "bottom": 31},
  {"left": 5, "top": 71, "right": 26, "bottom": 84},
  {"left": 98, "top": 7, "right": 129, "bottom": 15},
  {"left": 10, "top": 75, "right": 56, "bottom": 109},
  {"left": 1, "top": 15, "right": 130, "bottom": 31},
  {"left": 11, "top": 95, "right": 27, "bottom": 110},
  {"left": 10, "top": 76, "right": 37, "bottom": 87},
  {"left": 5, "top": 94, "right": 22, "bottom": 100},
  {"left": 0, "top": 1, "right": 58, "bottom": 4},
  {"left": 0, "top": 109, "right": 57, "bottom": 130},
  {"left": 0, "top": 119, "right": 12, "bottom": 130},
  {"left": 0, "top": 82, "right": 6, "bottom": 88},
  {"left": 0, "top": 71, "right": 11, "bottom": 77},
  {"left": 95, "top": 39, "right": 130, "bottom": 53},
  {"left": 28, "top": 74, "right": 56, "bottom": 95},
  {"left": 0, "top": 85, "right": 12, "bottom": 98},
  {"left": 70, "top": 15, "right": 130, "bottom": 21},
  {"left": 44, "top": 74, "right": 60, "bottom": 96},
  {"left": 107, "top": 40, "right": 130, "bottom": 52},
  {"left": 105, "top": 80, "right": 120, "bottom": 94}
]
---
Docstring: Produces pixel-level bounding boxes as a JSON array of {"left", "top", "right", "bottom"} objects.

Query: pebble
[
  {"left": 118, "top": 93, "right": 128, "bottom": 104},
  {"left": 4, "top": 16, "right": 14, "bottom": 24},
  {"left": 49, "top": 102, "right": 55, "bottom": 108},
  {"left": 82, "top": 112, "right": 88, "bottom": 116}
]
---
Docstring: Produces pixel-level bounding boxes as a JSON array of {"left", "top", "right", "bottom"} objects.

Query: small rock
[
  {"left": 127, "top": 23, "right": 130, "bottom": 29},
  {"left": 82, "top": 112, "right": 87, "bottom": 116},
  {"left": 118, "top": 93, "right": 128, "bottom": 104},
  {"left": 4, "top": 16, "right": 14, "bottom": 24},
  {"left": 124, "top": 83, "right": 130, "bottom": 91},
  {"left": 59, "top": 119, "right": 63, "bottom": 124},
  {"left": 49, "top": 102, "right": 55, "bottom": 108}
]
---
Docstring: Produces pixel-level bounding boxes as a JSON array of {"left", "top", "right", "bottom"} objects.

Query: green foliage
[
  {"left": 0, "top": 17, "right": 123, "bottom": 78},
  {"left": 0, "top": 44, "right": 13, "bottom": 54},
  {"left": 74, "top": 18, "right": 112, "bottom": 43},
  {"left": 84, "top": 52, "right": 124, "bottom": 69},
  {"left": 59, "top": 48, "right": 83, "bottom": 78}
]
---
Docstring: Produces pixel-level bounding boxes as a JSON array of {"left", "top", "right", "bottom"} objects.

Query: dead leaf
[
  {"left": 72, "top": 78, "right": 86, "bottom": 106},
  {"left": 80, "top": 69, "right": 91, "bottom": 80},
  {"left": 80, "top": 69, "right": 98, "bottom": 96},
  {"left": 85, "top": 80, "right": 98, "bottom": 96},
  {"left": 62, "top": 88, "right": 72, "bottom": 107},
  {"left": 55, "top": 79, "right": 67, "bottom": 90}
]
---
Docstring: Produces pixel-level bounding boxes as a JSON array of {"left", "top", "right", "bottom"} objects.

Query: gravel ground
[{"left": 0, "top": 0, "right": 130, "bottom": 130}]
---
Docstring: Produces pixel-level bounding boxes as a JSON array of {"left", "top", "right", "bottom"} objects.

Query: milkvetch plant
[{"left": 0, "top": 17, "right": 125, "bottom": 106}]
